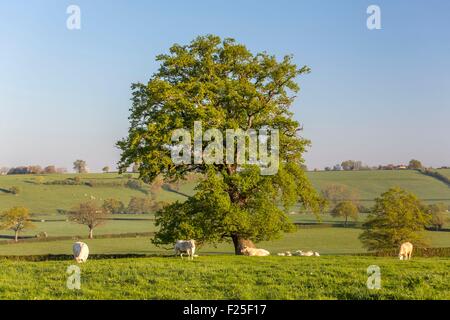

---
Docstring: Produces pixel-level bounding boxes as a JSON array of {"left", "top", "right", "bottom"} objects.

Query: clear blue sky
[{"left": 1, "top": 0, "right": 449, "bottom": 172}]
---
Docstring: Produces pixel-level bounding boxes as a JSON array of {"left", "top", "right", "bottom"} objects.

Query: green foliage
[
  {"left": 331, "top": 201, "right": 359, "bottom": 226},
  {"left": 125, "top": 179, "right": 145, "bottom": 191},
  {"left": 153, "top": 165, "right": 322, "bottom": 246},
  {"left": 359, "top": 188, "right": 431, "bottom": 251},
  {"left": 126, "top": 197, "right": 154, "bottom": 214},
  {"left": 0, "top": 207, "right": 34, "bottom": 241},
  {"left": 9, "top": 186, "right": 20, "bottom": 195},
  {"left": 427, "top": 203, "right": 448, "bottom": 231},
  {"left": 117, "top": 35, "right": 323, "bottom": 250},
  {"left": 321, "top": 183, "right": 359, "bottom": 206},
  {"left": 34, "top": 176, "right": 45, "bottom": 184},
  {"left": 408, "top": 159, "right": 423, "bottom": 170},
  {"left": 73, "top": 160, "right": 87, "bottom": 174},
  {"left": 102, "top": 199, "right": 125, "bottom": 214}
]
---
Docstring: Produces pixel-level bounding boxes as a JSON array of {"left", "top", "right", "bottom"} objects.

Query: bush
[
  {"left": 126, "top": 197, "right": 154, "bottom": 214},
  {"left": 9, "top": 186, "right": 20, "bottom": 195},
  {"left": 103, "top": 199, "right": 125, "bottom": 214}
]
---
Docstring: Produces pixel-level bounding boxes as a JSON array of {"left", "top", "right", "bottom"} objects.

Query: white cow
[
  {"left": 241, "top": 246, "right": 270, "bottom": 256},
  {"left": 174, "top": 240, "right": 196, "bottom": 260},
  {"left": 399, "top": 242, "right": 413, "bottom": 260},
  {"left": 73, "top": 242, "right": 89, "bottom": 263}
]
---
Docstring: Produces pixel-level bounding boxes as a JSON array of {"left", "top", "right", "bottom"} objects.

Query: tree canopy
[
  {"left": 117, "top": 35, "right": 324, "bottom": 254},
  {"left": 359, "top": 187, "right": 431, "bottom": 251},
  {"left": 0, "top": 207, "right": 34, "bottom": 242}
]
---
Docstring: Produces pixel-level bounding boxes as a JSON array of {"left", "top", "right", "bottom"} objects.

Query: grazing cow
[
  {"left": 313, "top": 252, "right": 320, "bottom": 257},
  {"left": 241, "top": 246, "right": 270, "bottom": 256},
  {"left": 174, "top": 240, "right": 196, "bottom": 260},
  {"left": 73, "top": 242, "right": 89, "bottom": 263},
  {"left": 399, "top": 242, "right": 413, "bottom": 260}
]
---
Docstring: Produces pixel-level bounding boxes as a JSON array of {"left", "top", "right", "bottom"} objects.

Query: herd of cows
[{"left": 71, "top": 239, "right": 415, "bottom": 262}]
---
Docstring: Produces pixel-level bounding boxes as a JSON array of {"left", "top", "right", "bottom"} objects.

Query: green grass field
[
  {"left": 0, "top": 173, "right": 195, "bottom": 213},
  {"left": 0, "top": 171, "right": 449, "bottom": 300},
  {"left": 0, "top": 170, "right": 449, "bottom": 256},
  {"left": 1, "top": 227, "right": 449, "bottom": 256},
  {"left": 1, "top": 170, "right": 449, "bottom": 214},
  {"left": 306, "top": 170, "right": 450, "bottom": 206},
  {"left": 0, "top": 256, "right": 448, "bottom": 299}
]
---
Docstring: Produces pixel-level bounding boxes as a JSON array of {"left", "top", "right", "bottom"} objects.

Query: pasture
[
  {"left": 0, "top": 256, "right": 448, "bottom": 299},
  {"left": 0, "top": 170, "right": 449, "bottom": 256},
  {"left": 1, "top": 227, "right": 449, "bottom": 256},
  {"left": 0, "top": 171, "right": 449, "bottom": 300},
  {"left": 1, "top": 170, "right": 449, "bottom": 215}
]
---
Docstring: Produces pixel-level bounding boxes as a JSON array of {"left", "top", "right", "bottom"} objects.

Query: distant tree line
[
  {"left": 1, "top": 165, "right": 67, "bottom": 175},
  {"left": 322, "top": 159, "right": 448, "bottom": 172}
]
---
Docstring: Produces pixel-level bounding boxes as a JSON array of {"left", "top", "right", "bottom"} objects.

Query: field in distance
[
  {"left": 0, "top": 170, "right": 448, "bottom": 256},
  {"left": 0, "top": 170, "right": 449, "bottom": 214}
]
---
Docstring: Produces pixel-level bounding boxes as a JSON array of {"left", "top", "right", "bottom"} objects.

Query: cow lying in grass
[
  {"left": 399, "top": 242, "right": 413, "bottom": 260},
  {"left": 241, "top": 246, "right": 270, "bottom": 256},
  {"left": 174, "top": 239, "right": 196, "bottom": 260}
]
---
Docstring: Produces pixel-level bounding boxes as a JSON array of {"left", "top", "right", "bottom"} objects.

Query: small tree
[
  {"left": 0, "top": 207, "right": 34, "bottom": 242},
  {"left": 321, "top": 184, "right": 359, "bottom": 207},
  {"left": 69, "top": 201, "right": 109, "bottom": 239},
  {"left": 102, "top": 199, "right": 125, "bottom": 214},
  {"left": 9, "top": 186, "right": 20, "bottom": 195},
  {"left": 126, "top": 197, "right": 154, "bottom": 214},
  {"left": 427, "top": 203, "right": 448, "bottom": 231},
  {"left": 35, "top": 176, "right": 45, "bottom": 184},
  {"left": 408, "top": 159, "right": 423, "bottom": 170},
  {"left": 331, "top": 201, "right": 359, "bottom": 227},
  {"left": 359, "top": 188, "right": 431, "bottom": 251},
  {"left": 102, "top": 166, "right": 110, "bottom": 173},
  {"left": 73, "top": 160, "right": 88, "bottom": 174}
]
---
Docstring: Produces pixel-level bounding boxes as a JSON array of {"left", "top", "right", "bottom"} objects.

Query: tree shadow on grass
[{"left": 161, "top": 184, "right": 190, "bottom": 198}]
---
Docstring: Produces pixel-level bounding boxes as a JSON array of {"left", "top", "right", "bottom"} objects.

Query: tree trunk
[
  {"left": 89, "top": 228, "right": 93, "bottom": 239},
  {"left": 14, "top": 230, "right": 19, "bottom": 242},
  {"left": 231, "top": 234, "right": 255, "bottom": 255},
  {"left": 344, "top": 216, "right": 348, "bottom": 227}
]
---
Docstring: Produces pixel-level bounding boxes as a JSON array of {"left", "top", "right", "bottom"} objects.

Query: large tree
[
  {"left": 359, "top": 187, "right": 431, "bottom": 251},
  {"left": 117, "top": 35, "right": 323, "bottom": 254}
]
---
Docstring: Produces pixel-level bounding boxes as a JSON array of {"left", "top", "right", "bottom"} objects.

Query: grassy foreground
[{"left": 0, "top": 256, "right": 448, "bottom": 300}]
